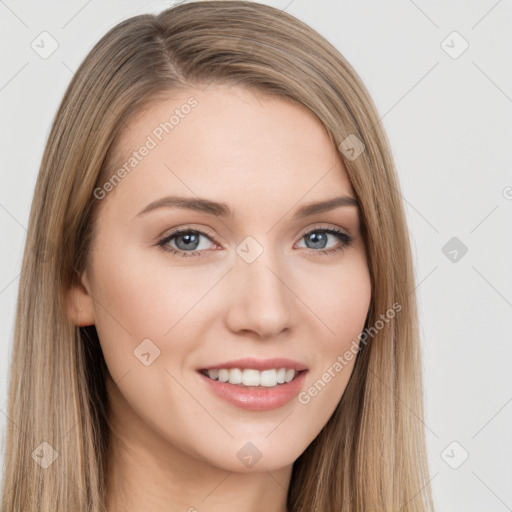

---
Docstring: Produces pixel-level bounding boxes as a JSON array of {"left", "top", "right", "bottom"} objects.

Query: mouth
[
  {"left": 196, "top": 365, "right": 309, "bottom": 412},
  {"left": 198, "top": 367, "right": 307, "bottom": 388}
]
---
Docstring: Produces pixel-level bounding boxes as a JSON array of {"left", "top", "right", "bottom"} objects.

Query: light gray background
[{"left": 1, "top": 1, "right": 511, "bottom": 510}]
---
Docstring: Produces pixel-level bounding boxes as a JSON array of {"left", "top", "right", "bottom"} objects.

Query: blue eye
[
  {"left": 296, "top": 226, "right": 352, "bottom": 255},
  {"left": 157, "top": 225, "right": 352, "bottom": 258},
  {"left": 157, "top": 227, "right": 215, "bottom": 258}
]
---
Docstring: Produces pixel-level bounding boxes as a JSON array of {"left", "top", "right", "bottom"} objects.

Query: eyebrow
[{"left": 134, "top": 194, "right": 359, "bottom": 220}]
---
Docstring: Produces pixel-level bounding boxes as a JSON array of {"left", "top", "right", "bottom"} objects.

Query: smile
[{"left": 199, "top": 367, "right": 301, "bottom": 388}]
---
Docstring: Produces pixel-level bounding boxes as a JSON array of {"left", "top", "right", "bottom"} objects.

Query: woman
[{"left": 1, "top": 1, "right": 435, "bottom": 510}]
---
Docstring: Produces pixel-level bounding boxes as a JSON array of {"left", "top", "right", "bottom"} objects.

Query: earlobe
[{"left": 65, "top": 269, "right": 95, "bottom": 327}]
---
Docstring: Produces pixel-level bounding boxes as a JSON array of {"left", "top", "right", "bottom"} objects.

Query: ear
[{"left": 65, "top": 269, "right": 95, "bottom": 327}]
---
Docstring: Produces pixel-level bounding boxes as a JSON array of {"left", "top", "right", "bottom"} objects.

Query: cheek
[
  {"left": 297, "top": 249, "right": 371, "bottom": 344},
  {"left": 324, "top": 259, "right": 371, "bottom": 372},
  {"left": 88, "top": 239, "right": 219, "bottom": 370},
  {"left": 294, "top": 256, "right": 371, "bottom": 419},
  {"left": 322, "top": 263, "right": 371, "bottom": 335},
  {"left": 90, "top": 231, "right": 198, "bottom": 327}
]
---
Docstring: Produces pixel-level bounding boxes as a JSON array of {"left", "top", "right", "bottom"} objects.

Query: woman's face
[{"left": 72, "top": 84, "right": 371, "bottom": 473}]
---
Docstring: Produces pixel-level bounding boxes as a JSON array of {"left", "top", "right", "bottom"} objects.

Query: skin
[{"left": 67, "top": 84, "right": 372, "bottom": 512}]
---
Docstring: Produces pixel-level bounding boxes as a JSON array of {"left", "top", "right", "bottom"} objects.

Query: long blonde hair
[{"left": 1, "top": 1, "right": 435, "bottom": 510}]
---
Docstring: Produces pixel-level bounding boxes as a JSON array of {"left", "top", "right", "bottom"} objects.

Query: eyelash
[{"left": 156, "top": 224, "right": 353, "bottom": 259}]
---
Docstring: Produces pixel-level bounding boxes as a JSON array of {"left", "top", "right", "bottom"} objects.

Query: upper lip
[{"left": 198, "top": 357, "right": 308, "bottom": 372}]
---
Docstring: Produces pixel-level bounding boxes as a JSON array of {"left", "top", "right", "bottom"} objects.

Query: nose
[{"left": 224, "top": 247, "right": 293, "bottom": 339}]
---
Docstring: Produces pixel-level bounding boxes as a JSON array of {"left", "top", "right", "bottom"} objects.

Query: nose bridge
[{"left": 226, "top": 236, "right": 292, "bottom": 337}]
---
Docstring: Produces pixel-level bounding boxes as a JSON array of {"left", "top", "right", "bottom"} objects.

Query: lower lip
[{"left": 197, "top": 370, "right": 308, "bottom": 412}]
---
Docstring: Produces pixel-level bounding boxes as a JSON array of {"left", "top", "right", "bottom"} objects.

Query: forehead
[{"left": 100, "top": 84, "right": 355, "bottom": 218}]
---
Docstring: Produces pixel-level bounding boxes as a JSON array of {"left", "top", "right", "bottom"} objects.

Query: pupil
[
  {"left": 307, "top": 232, "right": 326, "bottom": 249},
  {"left": 177, "top": 232, "right": 199, "bottom": 250}
]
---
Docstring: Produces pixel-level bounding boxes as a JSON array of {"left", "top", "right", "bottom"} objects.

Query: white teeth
[
  {"left": 242, "top": 369, "right": 260, "bottom": 386},
  {"left": 229, "top": 368, "right": 243, "bottom": 384},
  {"left": 205, "top": 367, "right": 298, "bottom": 387},
  {"left": 285, "top": 369, "right": 295, "bottom": 383},
  {"left": 259, "top": 369, "right": 277, "bottom": 387}
]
